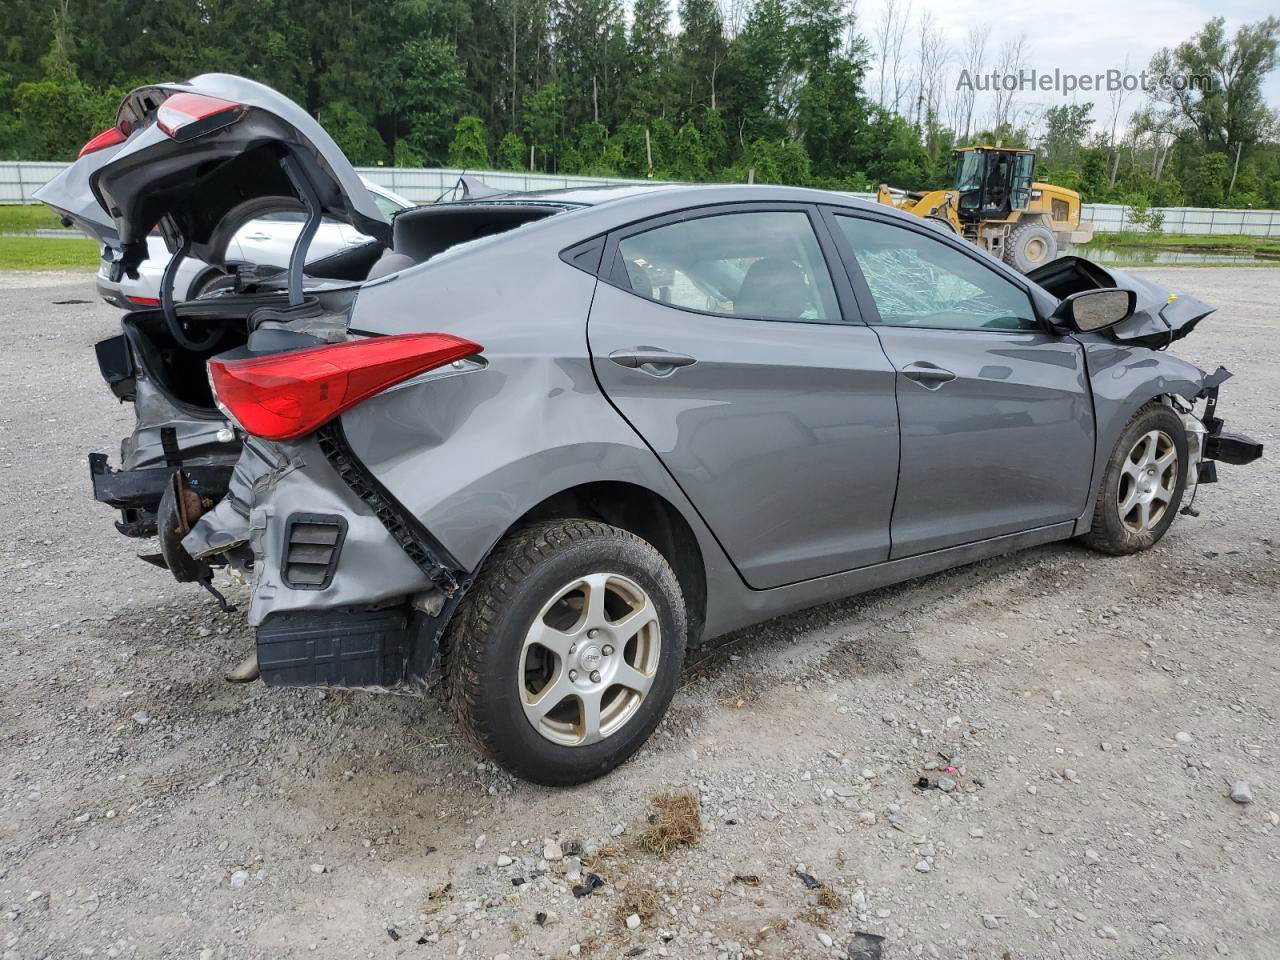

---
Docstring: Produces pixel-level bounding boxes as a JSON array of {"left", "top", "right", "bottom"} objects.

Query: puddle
[{"left": 1077, "top": 245, "right": 1279, "bottom": 266}]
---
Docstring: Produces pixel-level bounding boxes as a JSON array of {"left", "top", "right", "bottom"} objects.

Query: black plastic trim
[
  {"left": 315, "top": 420, "right": 467, "bottom": 595},
  {"left": 89, "top": 453, "right": 232, "bottom": 510},
  {"left": 280, "top": 513, "right": 348, "bottom": 590}
]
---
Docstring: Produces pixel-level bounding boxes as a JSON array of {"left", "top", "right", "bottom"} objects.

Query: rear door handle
[
  {"left": 608, "top": 349, "right": 697, "bottom": 373},
  {"left": 901, "top": 362, "right": 956, "bottom": 387},
  {"left": 243, "top": 232, "right": 271, "bottom": 241}
]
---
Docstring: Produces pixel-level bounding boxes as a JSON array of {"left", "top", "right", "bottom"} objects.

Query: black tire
[
  {"left": 1081, "top": 404, "right": 1188, "bottom": 555},
  {"left": 1003, "top": 220, "right": 1057, "bottom": 273},
  {"left": 189, "top": 270, "right": 235, "bottom": 300},
  {"left": 445, "top": 519, "right": 686, "bottom": 786}
]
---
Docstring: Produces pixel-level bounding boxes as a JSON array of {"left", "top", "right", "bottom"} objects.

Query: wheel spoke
[
  {"left": 610, "top": 595, "right": 658, "bottom": 643},
  {"left": 1156, "top": 448, "right": 1177, "bottom": 471},
  {"left": 524, "top": 672, "right": 573, "bottom": 725},
  {"left": 1137, "top": 431, "right": 1158, "bottom": 466},
  {"left": 581, "top": 573, "right": 611, "bottom": 626},
  {"left": 579, "top": 692, "right": 604, "bottom": 745},
  {"left": 614, "top": 662, "right": 654, "bottom": 698},
  {"left": 1137, "top": 499, "right": 1151, "bottom": 531},
  {"left": 1119, "top": 483, "right": 1140, "bottom": 513},
  {"left": 525, "top": 620, "right": 576, "bottom": 658}
]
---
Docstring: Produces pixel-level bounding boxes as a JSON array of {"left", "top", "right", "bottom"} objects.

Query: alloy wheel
[
  {"left": 1118, "top": 429, "right": 1178, "bottom": 534},
  {"left": 519, "top": 572, "right": 661, "bottom": 747}
]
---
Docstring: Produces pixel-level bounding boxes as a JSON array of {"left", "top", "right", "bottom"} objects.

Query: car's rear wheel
[
  {"left": 445, "top": 519, "right": 686, "bottom": 786},
  {"left": 1081, "top": 404, "right": 1188, "bottom": 555},
  {"left": 190, "top": 270, "right": 235, "bottom": 300}
]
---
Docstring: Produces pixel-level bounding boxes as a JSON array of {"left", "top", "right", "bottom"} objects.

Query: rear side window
[
  {"left": 835, "top": 215, "right": 1037, "bottom": 331},
  {"left": 616, "top": 210, "right": 840, "bottom": 323}
]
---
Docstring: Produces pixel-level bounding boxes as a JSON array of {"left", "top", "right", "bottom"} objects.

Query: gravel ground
[{"left": 1, "top": 268, "right": 1276, "bottom": 960}]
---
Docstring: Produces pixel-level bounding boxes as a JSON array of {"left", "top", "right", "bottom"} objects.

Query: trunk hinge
[{"left": 279, "top": 154, "right": 322, "bottom": 308}]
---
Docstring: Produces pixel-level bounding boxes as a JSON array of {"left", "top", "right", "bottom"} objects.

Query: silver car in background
[
  {"left": 92, "top": 179, "right": 411, "bottom": 309},
  {"left": 37, "top": 74, "right": 1261, "bottom": 787}
]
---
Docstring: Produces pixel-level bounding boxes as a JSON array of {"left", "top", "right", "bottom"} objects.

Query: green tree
[
  {"left": 676, "top": 0, "right": 727, "bottom": 110},
  {"left": 722, "top": 0, "right": 791, "bottom": 146},
  {"left": 448, "top": 115, "right": 491, "bottom": 168},
  {"left": 627, "top": 0, "right": 673, "bottom": 119},
  {"left": 1149, "top": 17, "right": 1280, "bottom": 157},
  {"left": 394, "top": 37, "right": 466, "bottom": 163},
  {"left": 319, "top": 100, "right": 387, "bottom": 165},
  {"left": 1187, "top": 152, "right": 1229, "bottom": 206},
  {"left": 671, "top": 121, "right": 709, "bottom": 179},
  {"left": 1041, "top": 103, "right": 1094, "bottom": 172},
  {"left": 523, "top": 82, "right": 565, "bottom": 170},
  {"left": 497, "top": 130, "right": 528, "bottom": 170}
]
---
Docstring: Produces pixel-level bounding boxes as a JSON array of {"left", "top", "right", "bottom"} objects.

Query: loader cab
[{"left": 953, "top": 147, "right": 1035, "bottom": 223}]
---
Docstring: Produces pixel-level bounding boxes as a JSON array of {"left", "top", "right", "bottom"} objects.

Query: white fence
[{"left": 6, "top": 160, "right": 1280, "bottom": 237}]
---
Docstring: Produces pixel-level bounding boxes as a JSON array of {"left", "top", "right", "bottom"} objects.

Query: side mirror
[{"left": 1052, "top": 288, "right": 1136, "bottom": 333}]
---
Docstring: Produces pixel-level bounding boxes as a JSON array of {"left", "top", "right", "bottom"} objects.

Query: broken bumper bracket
[
  {"left": 89, "top": 453, "right": 233, "bottom": 538},
  {"left": 1193, "top": 367, "right": 1263, "bottom": 484}
]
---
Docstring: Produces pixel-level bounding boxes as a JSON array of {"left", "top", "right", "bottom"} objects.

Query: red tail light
[
  {"left": 125, "top": 295, "right": 160, "bottom": 307},
  {"left": 156, "top": 92, "right": 244, "bottom": 142},
  {"left": 208, "top": 333, "right": 483, "bottom": 441},
  {"left": 79, "top": 126, "right": 126, "bottom": 158}
]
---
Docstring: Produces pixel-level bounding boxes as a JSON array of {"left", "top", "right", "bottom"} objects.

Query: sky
[{"left": 847, "top": 0, "right": 1280, "bottom": 133}]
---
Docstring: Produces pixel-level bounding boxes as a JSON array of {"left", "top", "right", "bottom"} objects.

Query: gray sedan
[{"left": 40, "top": 74, "right": 1260, "bottom": 785}]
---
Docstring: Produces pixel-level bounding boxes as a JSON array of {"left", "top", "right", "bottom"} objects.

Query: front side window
[
  {"left": 834, "top": 215, "right": 1038, "bottom": 331},
  {"left": 616, "top": 210, "right": 840, "bottom": 323}
]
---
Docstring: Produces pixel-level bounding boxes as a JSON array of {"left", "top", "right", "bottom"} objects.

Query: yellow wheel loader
[{"left": 876, "top": 146, "right": 1094, "bottom": 272}]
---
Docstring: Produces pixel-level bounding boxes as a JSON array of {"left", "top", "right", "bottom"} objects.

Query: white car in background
[{"left": 95, "top": 178, "right": 412, "bottom": 309}]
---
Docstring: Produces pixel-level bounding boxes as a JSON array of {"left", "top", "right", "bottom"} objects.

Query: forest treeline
[{"left": 1, "top": 1, "right": 1278, "bottom": 208}]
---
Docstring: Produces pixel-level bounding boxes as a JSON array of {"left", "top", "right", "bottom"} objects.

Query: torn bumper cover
[{"left": 181, "top": 421, "right": 466, "bottom": 689}]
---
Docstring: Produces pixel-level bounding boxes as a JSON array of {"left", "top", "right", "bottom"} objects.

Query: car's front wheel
[
  {"left": 1081, "top": 403, "right": 1188, "bottom": 555},
  {"left": 445, "top": 519, "right": 686, "bottom": 786}
]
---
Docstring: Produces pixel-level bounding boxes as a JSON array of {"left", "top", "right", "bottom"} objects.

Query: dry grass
[
  {"left": 798, "top": 886, "right": 846, "bottom": 929},
  {"left": 798, "top": 904, "right": 831, "bottom": 928},
  {"left": 422, "top": 881, "right": 452, "bottom": 913},
  {"left": 636, "top": 792, "right": 702, "bottom": 855},
  {"left": 613, "top": 883, "right": 661, "bottom": 924},
  {"left": 816, "top": 886, "right": 846, "bottom": 910},
  {"left": 582, "top": 840, "right": 625, "bottom": 868},
  {"left": 715, "top": 674, "right": 763, "bottom": 708}
]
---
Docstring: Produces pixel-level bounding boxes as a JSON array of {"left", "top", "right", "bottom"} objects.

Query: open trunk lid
[
  {"left": 1027, "top": 256, "right": 1215, "bottom": 347},
  {"left": 33, "top": 139, "right": 125, "bottom": 253},
  {"left": 41, "top": 74, "right": 391, "bottom": 280}
]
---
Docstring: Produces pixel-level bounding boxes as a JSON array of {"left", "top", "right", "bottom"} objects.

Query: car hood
[
  {"left": 1027, "top": 256, "right": 1216, "bottom": 348},
  {"left": 36, "top": 73, "right": 390, "bottom": 277}
]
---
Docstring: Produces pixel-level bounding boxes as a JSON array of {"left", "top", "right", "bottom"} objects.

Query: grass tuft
[
  {"left": 613, "top": 883, "right": 661, "bottom": 925},
  {"left": 637, "top": 792, "right": 702, "bottom": 856}
]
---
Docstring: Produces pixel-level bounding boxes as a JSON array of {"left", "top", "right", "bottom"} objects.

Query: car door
[
  {"left": 824, "top": 208, "right": 1094, "bottom": 559},
  {"left": 586, "top": 203, "right": 900, "bottom": 589}
]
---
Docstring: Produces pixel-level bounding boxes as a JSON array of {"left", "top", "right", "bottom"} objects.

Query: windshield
[{"left": 954, "top": 151, "right": 984, "bottom": 192}]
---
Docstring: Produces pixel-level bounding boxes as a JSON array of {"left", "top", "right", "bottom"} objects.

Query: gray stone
[{"left": 1229, "top": 782, "right": 1252, "bottom": 804}]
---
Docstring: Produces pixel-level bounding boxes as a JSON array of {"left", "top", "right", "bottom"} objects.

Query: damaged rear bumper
[
  {"left": 180, "top": 421, "right": 467, "bottom": 690},
  {"left": 89, "top": 452, "right": 232, "bottom": 537}
]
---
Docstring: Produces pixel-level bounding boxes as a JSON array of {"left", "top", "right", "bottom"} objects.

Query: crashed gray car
[{"left": 42, "top": 75, "right": 1261, "bottom": 785}]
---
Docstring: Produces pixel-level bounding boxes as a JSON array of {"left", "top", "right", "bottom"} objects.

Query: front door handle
[
  {"left": 901, "top": 362, "right": 956, "bottom": 388},
  {"left": 609, "top": 349, "right": 697, "bottom": 373}
]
